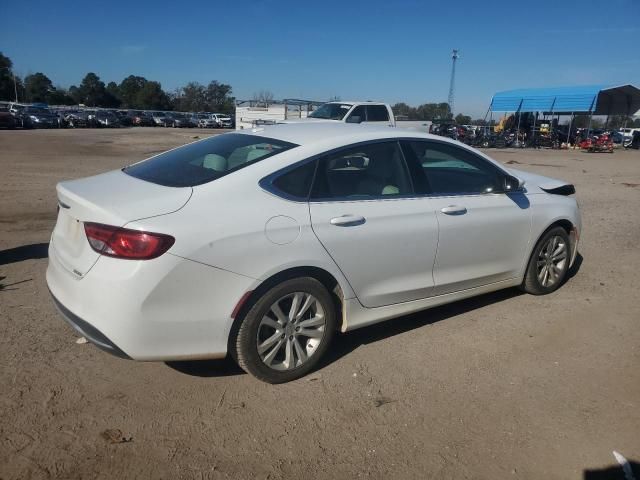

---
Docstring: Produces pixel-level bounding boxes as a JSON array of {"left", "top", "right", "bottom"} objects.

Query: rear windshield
[{"left": 124, "top": 133, "right": 298, "bottom": 187}]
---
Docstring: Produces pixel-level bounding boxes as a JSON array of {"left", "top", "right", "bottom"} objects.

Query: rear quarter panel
[{"left": 126, "top": 156, "right": 356, "bottom": 300}]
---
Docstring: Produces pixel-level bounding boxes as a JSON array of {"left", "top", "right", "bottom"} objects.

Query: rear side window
[
  {"left": 124, "top": 134, "right": 297, "bottom": 187},
  {"left": 366, "top": 105, "right": 390, "bottom": 122},
  {"left": 310, "top": 141, "right": 412, "bottom": 199},
  {"left": 271, "top": 161, "right": 316, "bottom": 199}
]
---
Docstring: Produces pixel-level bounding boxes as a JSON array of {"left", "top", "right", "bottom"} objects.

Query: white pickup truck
[{"left": 281, "top": 101, "right": 396, "bottom": 127}]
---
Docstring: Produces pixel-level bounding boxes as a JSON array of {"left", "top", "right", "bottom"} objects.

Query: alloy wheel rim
[
  {"left": 536, "top": 235, "right": 568, "bottom": 288},
  {"left": 257, "top": 292, "right": 326, "bottom": 371}
]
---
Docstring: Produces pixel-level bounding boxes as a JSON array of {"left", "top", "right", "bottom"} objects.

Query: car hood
[{"left": 507, "top": 167, "right": 574, "bottom": 194}]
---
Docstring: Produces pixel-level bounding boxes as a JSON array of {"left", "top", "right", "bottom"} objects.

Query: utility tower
[{"left": 447, "top": 49, "right": 459, "bottom": 117}]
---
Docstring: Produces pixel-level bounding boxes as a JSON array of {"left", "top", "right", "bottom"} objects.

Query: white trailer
[{"left": 235, "top": 99, "right": 324, "bottom": 130}]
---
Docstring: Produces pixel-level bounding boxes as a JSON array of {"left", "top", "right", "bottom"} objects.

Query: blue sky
[{"left": 2, "top": 0, "right": 639, "bottom": 116}]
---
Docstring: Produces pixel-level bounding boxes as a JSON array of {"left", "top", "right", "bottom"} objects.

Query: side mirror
[
  {"left": 346, "top": 115, "right": 362, "bottom": 124},
  {"left": 505, "top": 175, "right": 525, "bottom": 192}
]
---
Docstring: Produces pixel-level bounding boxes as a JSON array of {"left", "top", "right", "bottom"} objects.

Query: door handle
[
  {"left": 440, "top": 205, "right": 467, "bottom": 215},
  {"left": 330, "top": 215, "right": 366, "bottom": 227}
]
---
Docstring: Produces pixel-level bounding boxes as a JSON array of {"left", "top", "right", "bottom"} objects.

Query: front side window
[
  {"left": 347, "top": 106, "right": 366, "bottom": 122},
  {"left": 310, "top": 141, "right": 412, "bottom": 199},
  {"left": 309, "top": 103, "right": 352, "bottom": 120},
  {"left": 366, "top": 105, "right": 390, "bottom": 122},
  {"left": 401, "top": 140, "right": 505, "bottom": 195},
  {"left": 124, "top": 134, "right": 297, "bottom": 187}
]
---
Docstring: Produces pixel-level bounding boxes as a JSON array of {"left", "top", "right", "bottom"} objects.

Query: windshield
[
  {"left": 124, "top": 134, "right": 298, "bottom": 187},
  {"left": 309, "top": 103, "right": 352, "bottom": 120}
]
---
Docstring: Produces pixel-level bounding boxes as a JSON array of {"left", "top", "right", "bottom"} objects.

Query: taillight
[{"left": 84, "top": 223, "right": 174, "bottom": 260}]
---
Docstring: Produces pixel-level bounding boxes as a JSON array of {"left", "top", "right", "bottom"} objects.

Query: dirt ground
[{"left": 0, "top": 128, "right": 639, "bottom": 480}]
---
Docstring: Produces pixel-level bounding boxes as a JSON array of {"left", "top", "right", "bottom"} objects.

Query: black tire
[
  {"left": 521, "top": 226, "right": 571, "bottom": 295},
  {"left": 234, "top": 277, "right": 337, "bottom": 383}
]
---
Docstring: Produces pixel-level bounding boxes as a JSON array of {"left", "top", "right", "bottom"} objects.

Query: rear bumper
[
  {"left": 50, "top": 289, "right": 131, "bottom": 359},
  {"left": 46, "top": 242, "right": 255, "bottom": 361}
]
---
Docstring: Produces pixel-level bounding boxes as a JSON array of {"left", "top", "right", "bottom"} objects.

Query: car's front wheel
[
  {"left": 522, "top": 226, "right": 571, "bottom": 295},
  {"left": 234, "top": 277, "right": 337, "bottom": 383}
]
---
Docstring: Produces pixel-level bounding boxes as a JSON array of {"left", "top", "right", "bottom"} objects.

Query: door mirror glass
[
  {"left": 505, "top": 175, "right": 525, "bottom": 192},
  {"left": 346, "top": 115, "right": 362, "bottom": 124}
]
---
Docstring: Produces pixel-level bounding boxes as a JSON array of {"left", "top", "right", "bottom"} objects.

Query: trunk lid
[{"left": 51, "top": 169, "right": 192, "bottom": 277}]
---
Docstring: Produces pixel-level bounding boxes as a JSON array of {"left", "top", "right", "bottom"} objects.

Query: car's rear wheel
[
  {"left": 521, "top": 226, "right": 571, "bottom": 295},
  {"left": 234, "top": 277, "right": 337, "bottom": 383}
]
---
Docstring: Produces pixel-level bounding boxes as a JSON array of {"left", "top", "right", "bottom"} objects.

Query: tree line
[
  {"left": 391, "top": 102, "right": 477, "bottom": 125},
  {"left": 0, "top": 52, "right": 235, "bottom": 113},
  {"left": 3, "top": 51, "right": 638, "bottom": 127}
]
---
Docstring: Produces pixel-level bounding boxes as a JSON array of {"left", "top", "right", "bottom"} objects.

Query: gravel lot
[{"left": 1, "top": 128, "right": 639, "bottom": 480}]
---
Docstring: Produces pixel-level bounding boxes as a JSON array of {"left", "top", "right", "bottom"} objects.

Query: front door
[{"left": 400, "top": 139, "right": 532, "bottom": 295}]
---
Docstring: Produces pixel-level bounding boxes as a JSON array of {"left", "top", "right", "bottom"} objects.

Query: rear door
[
  {"left": 401, "top": 140, "right": 532, "bottom": 295},
  {"left": 309, "top": 140, "right": 439, "bottom": 307}
]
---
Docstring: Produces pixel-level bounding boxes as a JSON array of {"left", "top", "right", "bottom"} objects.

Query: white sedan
[{"left": 47, "top": 123, "right": 581, "bottom": 383}]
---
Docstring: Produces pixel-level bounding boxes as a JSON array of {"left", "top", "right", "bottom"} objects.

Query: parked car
[
  {"left": 619, "top": 127, "right": 639, "bottom": 141},
  {"left": 81, "top": 110, "right": 98, "bottom": 127},
  {"left": 196, "top": 113, "right": 217, "bottom": 128},
  {"left": 211, "top": 113, "right": 233, "bottom": 128},
  {"left": 282, "top": 101, "right": 396, "bottom": 127},
  {"left": 47, "top": 123, "right": 581, "bottom": 383},
  {"left": 151, "top": 112, "right": 172, "bottom": 127},
  {"left": 128, "top": 111, "right": 155, "bottom": 126},
  {"left": 94, "top": 110, "right": 120, "bottom": 127},
  {"left": 114, "top": 110, "right": 133, "bottom": 127},
  {"left": 611, "top": 131, "right": 624, "bottom": 144},
  {"left": 22, "top": 106, "right": 59, "bottom": 128},
  {"left": 188, "top": 114, "right": 201, "bottom": 127},
  {"left": 0, "top": 105, "right": 17, "bottom": 129},
  {"left": 169, "top": 112, "right": 195, "bottom": 128},
  {"left": 625, "top": 130, "right": 640, "bottom": 149},
  {"left": 64, "top": 110, "right": 90, "bottom": 128}
]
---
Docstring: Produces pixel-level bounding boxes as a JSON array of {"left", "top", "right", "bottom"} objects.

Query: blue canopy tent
[{"left": 488, "top": 84, "right": 640, "bottom": 142}]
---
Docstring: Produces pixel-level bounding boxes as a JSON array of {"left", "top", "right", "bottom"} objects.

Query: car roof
[
  {"left": 326, "top": 101, "right": 386, "bottom": 105},
  {"left": 235, "top": 122, "right": 439, "bottom": 146}
]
